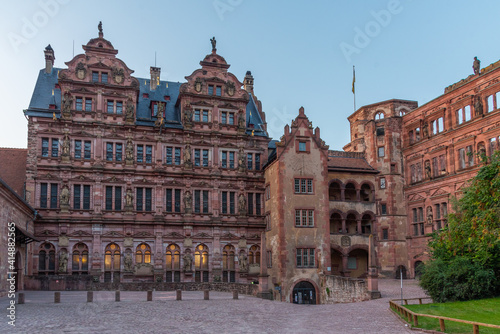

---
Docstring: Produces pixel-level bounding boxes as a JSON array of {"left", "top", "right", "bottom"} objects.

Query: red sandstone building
[{"left": 11, "top": 24, "right": 500, "bottom": 304}]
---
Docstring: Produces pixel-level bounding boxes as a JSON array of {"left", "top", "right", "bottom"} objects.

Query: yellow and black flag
[{"left": 352, "top": 66, "right": 355, "bottom": 94}]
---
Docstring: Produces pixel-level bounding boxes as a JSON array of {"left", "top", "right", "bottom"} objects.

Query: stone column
[
  {"left": 367, "top": 235, "right": 381, "bottom": 298},
  {"left": 341, "top": 254, "right": 349, "bottom": 277},
  {"left": 341, "top": 219, "right": 346, "bottom": 234},
  {"left": 357, "top": 219, "right": 362, "bottom": 235}
]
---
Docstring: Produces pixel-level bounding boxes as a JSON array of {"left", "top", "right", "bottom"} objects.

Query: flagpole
[{"left": 352, "top": 65, "right": 356, "bottom": 112}]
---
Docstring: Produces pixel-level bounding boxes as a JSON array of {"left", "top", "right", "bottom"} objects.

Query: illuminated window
[
  {"left": 104, "top": 243, "right": 120, "bottom": 271},
  {"left": 165, "top": 244, "right": 181, "bottom": 282},
  {"left": 71, "top": 243, "right": 89, "bottom": 273},
  {"left": 222, "top": 245, "right": 236, "bottom": 282},
  {"left": 135, "top": 243, "right": 151, "bottom": 264},
  {"left": 194, "top": 244, "right": 209, "bottom": 282},
  {"left": 249, "top": 245, "right": 260, "bottom": 265}
]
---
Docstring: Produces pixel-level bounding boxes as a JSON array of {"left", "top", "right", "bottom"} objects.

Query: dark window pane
[
  {"left": 73, "top": 185, "right": 81, "bottom": 209},
  {"left": 106, "top": 143, "right": 113, "bottom": 161},
  {"left": 115, "top": 143, "right": 122, "bottom": 162},
  {"left": 83, "top": 185, "right": 90, "bottom": 210},
  {"left": 208, "top": 85, "right": 214, "bottom": 95},
  {"left": 216, "top": 86, "right": 221, "bottom": 96},
  {"left": 247, "top": 153, "right": 253, "bottom": 170},
  {"left": 107, "top": 101, "right": 114, "bottom": 113},
  {"left": 51, "top": 139, "right": 59, "bottom": 157},
  {"left": 166, "top": 147, "right": 172, "bottom": 164},
  {"left": 92, "top": 72, "right": 99, "bottom": 82},
  {"left": 229, "top": 152, "right": 234, "bottom": 169},
  {"left": 115, "top": 187, "right": 122, "bottom": 211},
  {"left": 40, "top": 183, "right": 48, "bottom": 208},
  {"left": 85, "top": 99, "right": 92, "bottom": 111},
  {"left": 42, "top": 138, "right": 49, "bottom": 157},
  {"left": 221, "top": 192, "right": 227, "bottom": 214},
  {"left": 84, "top": 141, "right": 91, "bottom": 159},
  {"left": 255, "top": 154, "right": 260, "bottom": 170},
  {"left": 202, "top": 111, "right": 208, "bottom": 122},
  {"left": 247, "top": 193, "right": 253, "bottom": 215},
  {"left": 50, "top": 184, "right": 58, "bottom": 208},
  {"left": 116, "top": 101, "right": 122, "bottom": 114},
  {"left": 203, "top": 190, "right": 208, "bottom": 213},
  {"left": 146, "top": 146, "right": 152, "bottom": 163},
  {"left": 256, "top": 193, "right": 261, "bottom": 215},
  {"left": 105, "top": 186, "right": 113, "bottom": 210},
  {"left": 101, "top": 73, "right": 108, "bottom": 83},
  {"left": 74, "top": 140, "right": 82, "bottom": 159},
  {"left": 174, "top": 189, "right": 181, "bottom": 212},
  {"left": 76, "top": 97, "right": 83, "bottom": 111},
  {"left": 145, "top": 188, "right": 152, "bottom": 211},
  {"left": 229, "top": 192, "right": 235, "bottom": 214},
  {"left": 175, "top": 148, "right": 181, "bottom": 165},
  {"left": 166, "top": 189, "right": 172, "bottom": 212},
  {"left": 136, "top": 188, "right": 143, "bottom": 211},
  {"left": 137, "top": 145, "right": 143, "bottom": 163},
  {"left": 203, "top": 149, "right": 208, "bottom": 167},
  {"left": 194, "top": 190, "right": 201, "bottom": 213}
]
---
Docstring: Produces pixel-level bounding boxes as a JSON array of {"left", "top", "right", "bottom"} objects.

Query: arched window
[
  {"left": 194, "top": 244, "right": 209, "bottom": 282},
  {"left": 72, "top": 243, "right": 89, "bottom": 273},
  {"left": 165, "top": 244, "right": 180, "bottom": 282},
  {"left": 104, "top": 243, "right": 121, "bottom": 271},
  {"left": 222, "top": 245, "right": 236, "bottom": 282},
  {"left": 345, "top": 183, "right": 356, "bottom": 201},
  {"left": 329, "top": 181, "right": 341, "bottom": 201},
  {"left": 135, "top": 243, "right": 151, "bottom": 264},
  {"left": 346, "top": 213, "right": 357, "bottom": 234},
  {"left": 375, "top": 112, "right": 385, "bottom": 120},
  {"left": 361, "top": 214, "right": 372, "bottom": 234},
  {"left": 38, "top": 242, "right": 56, "bottom": 274},
  {"left": 360, "top": 183, "right": 373, "bottom": 202},
  {"left": 330, "top": 212, "right": 342, "bottom": 234},
  {"left": 249, "top": 245, "right": 260, "bottom": 265}
]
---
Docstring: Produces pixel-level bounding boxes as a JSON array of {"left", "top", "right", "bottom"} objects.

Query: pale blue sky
[{"left": 1, "top": 0, "right": 500, "bottom": 150}]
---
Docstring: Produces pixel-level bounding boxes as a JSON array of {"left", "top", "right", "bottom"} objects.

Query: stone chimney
[
  {"left": 150, "top": 67, "right": 161, "bottom": 90},
  {"left": 44, "top": 44, "right": 55, "bottom": 74},
  {"left": 243, "top": 71, "right": 254, "bottom": 95}
]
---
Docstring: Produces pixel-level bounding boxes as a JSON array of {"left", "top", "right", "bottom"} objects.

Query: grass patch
[{"left": 403, "top": 297, "right": 500, "bottom": 333}]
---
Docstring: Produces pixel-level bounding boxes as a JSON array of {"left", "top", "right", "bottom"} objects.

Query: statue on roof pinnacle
[
  {"left": 98, "top": 21, "right": 103, "bottom": 34},
  {"left": 473, "top": 56, "right": 480, "bottom": 75},
  {"left": 210, "top": 37, "right": 216, "bottom": 51}
]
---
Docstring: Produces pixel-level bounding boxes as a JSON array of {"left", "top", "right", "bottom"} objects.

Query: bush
[{"left": 420, "top": 257, "right": 497, "bottom": 302}]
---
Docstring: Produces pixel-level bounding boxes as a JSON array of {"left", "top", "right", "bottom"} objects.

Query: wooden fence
[{"left": 389, "top": 297, "right": 500, "bottom": 334}]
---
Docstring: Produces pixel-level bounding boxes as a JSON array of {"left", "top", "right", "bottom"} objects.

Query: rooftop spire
[{"left": 98, "top": 21, "right": 103, "bottom": 38}]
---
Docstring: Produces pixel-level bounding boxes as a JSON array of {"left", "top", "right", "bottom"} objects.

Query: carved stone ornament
[
  {"left": 194, "top": 78, "right": 203, "bottom": 92},
  {"left": 341, "top": 236, "right": 351, "bottom": 247},
  {"left": 112, "top": 66, "right": 124, "bottom": 84},
  {"left": 225, "top": 80, "right": 235, "bottom": 96},
  {"left": 125, "top": 99, "right": 135, "bottom": 123},
  {"left": 76, "top": 62, "right": 86, "bottom": 80}
]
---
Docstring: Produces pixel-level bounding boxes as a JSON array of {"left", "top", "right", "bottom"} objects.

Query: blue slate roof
[
  {"left": 25, "top": 69, "right": 269, "bottom": 138},
  {"left": 26, "top": 68, "right": 62, "bottom": 117},
  {"left": 135, "top": 79, "right": 183, "bottom": 129},
  {"left": 246, "top": 93, "right": 267, "bottom": 137}
]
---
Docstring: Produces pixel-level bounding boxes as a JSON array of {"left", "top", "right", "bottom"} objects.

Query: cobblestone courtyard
[{"left": 1, "top": 279, "right": 426, "bottom": 334}]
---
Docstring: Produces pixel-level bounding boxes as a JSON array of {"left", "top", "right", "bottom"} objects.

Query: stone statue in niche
[
  {"left": 60, "top": 185, "right": 70, "bottom": 206},
  {"left": 422, "top": 122, "right": 429, "bottom": 138},
  {"left": 184, "top": 144, "right": 192, "bottom": 167},
  {"left": 424, "top": 160, "right": 431, "bottom": 179},
  {"left": 125, "top": 189, "right": 133, "bottom": 208},
  {"left": 238, "top": 111, "right": 246, "bottom": 130},
  {"left": 238, "top": 149, "right": 246, "bottom": 172},
  {"left": 473, "top": 57, "right": 480, "bottom": 75},
  {"left": 58, "top": 250, "right": 68, "bottom": 273},
  {"left": 474, "top": 95, "right": 483, "bottom": 116},
  {"left": 426, "top": 206, "right": 433, "bottom": 225},
  {"left": 125, "top": 138, "right": 134, "bottom": 164},
  {"left": 124, "top": 253, "right": 133, "bottom": 272},
  {"left": 238, "top": 193, "right": 247, "bottom": 215},
  {"left": 61, "top": 92, "right": 73, "bottom": 118},
  {"left": 62, "top": 134, "right": 70, "bottom": 158},
  {"left": 184, "top": 190, "right": 192, "bottom": 213},
  {"left": 183, "top": 252, "right": 193, "bottom": 272},
  {"left": 239, "top": 253, "right": 248, "bottom": 272},
  {"left": 125, "top": 100, "right": 135, "bottom": 123}
]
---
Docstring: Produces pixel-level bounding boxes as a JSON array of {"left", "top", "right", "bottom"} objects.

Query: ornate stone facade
[{"left": 25, "top": 27, "right": 268, "bottom": 287}]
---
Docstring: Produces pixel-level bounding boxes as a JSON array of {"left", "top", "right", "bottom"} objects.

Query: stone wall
[
  {"left": 24, "top": 275, "right": 259, "bottom": 296},
  {"left": 321, "top": 275, "right": 371, "bottom": 304}
]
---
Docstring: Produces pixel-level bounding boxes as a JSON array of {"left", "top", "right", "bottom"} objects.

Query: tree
[{"left": 420, "top": 151, "right": 500, "bottom": 302}]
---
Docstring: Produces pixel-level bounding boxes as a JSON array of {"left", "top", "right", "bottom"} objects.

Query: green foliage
[{"left": 420, "top": 151, "right": 500, "bottom": 302}]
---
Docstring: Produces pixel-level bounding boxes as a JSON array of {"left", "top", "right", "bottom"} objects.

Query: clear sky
[{"left": 1, "top": 0, "right": 500, "bottom": 150}]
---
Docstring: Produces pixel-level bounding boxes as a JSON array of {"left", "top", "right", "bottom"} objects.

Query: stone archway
[{"left": 292, "top": 281, "right": 316, "bottom": 305}]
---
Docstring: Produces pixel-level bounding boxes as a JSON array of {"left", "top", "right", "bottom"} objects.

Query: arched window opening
[
  {"left": 361, "top": 214, "right": 372, "bottom": 234},
  {"left": 360, "top": 184, "right": 372, "bottom": 202},
  {"left": 375, "top": 112, "right": 385, "bottom": 120},
  {"left": 329, "top": 182, "right": 341, "bottom": 201},
  {"left": 330, "top": 213, "right": 342, "bottom": 234},
  {"left": 135, "top": 243, "right": 151, "bottom": 264},
  {"left": 346, "top": 213, "right": 357, "bottom": 234},
  {"left": 165, "top": 244, "right": 181, "bottom": 282},
  {"left": 249, "top": 245, "right": 261, "bottom": 265},
  {"left": 38, "top": 243, "right": 56, "bottom": 274},
  {"left": 345, "top": 183, "right": 356, "bottom": 201},
  {"left": 194, "top": 244, "right": 209, "bottom": 282},
  {"left": 72, "top": 243, "right": 89, "bottom": 274},
  {"left": 104, "top": 243, "right": 121, "bottom": 282},
  {"left": 222, "top": 245, "right": 236, "bottom": 282}
]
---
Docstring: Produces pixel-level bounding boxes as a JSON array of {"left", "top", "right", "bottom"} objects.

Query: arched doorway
[
  {"left": 15, "top": 251, "right": 22, "bottom": 291},
  {"left": 414, "top": 261, "right": 424, "bottom": 278},
  {"left": 395, "top": 265, "right": 407, "bottom": 279},
  {"left": 292, "top": 281, "right": 316, "bottom": 305},
  {"left": 330, "top": 249, "right": 342, "bottom": 276}
]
